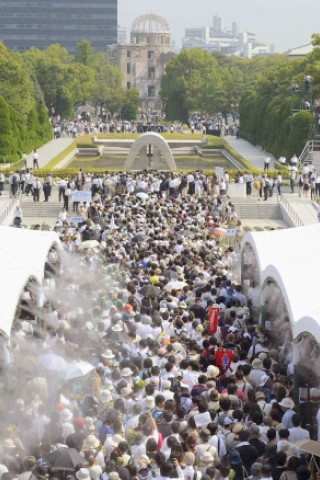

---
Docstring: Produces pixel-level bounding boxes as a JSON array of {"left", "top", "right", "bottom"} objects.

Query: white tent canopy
[
  {"left": 241, "top": 224, "right": 320, "bottom": 343},
  {"left": 0, "top": 226, "right": 61, "bottom": 338}
]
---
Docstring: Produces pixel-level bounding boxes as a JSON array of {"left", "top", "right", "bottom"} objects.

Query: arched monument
[{"left": 124, "top": 132, "right": 176, "bottom": 171}]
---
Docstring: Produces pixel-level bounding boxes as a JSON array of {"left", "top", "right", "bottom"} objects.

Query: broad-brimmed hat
[
  {"left": 201, "top": 452, "right": 214, "bottom": 464},
  {"left": 109, "top": 433, "right": 125, "bottom": 448},
  {"left": 207, "top": 365, "right": 220, "bottom": 378},
  {"left": 82, "top": 434, "right": 100, "bottom": 449},
  {"left": 76, "top": 469, "right": 91, "bottom": 480},
  {"left": 121, "top": 367, "right": 133, "bottom": 377},
  {"left": 278, "top": 398, "right": 295, "bottom": 410},
  {"left": 179, "top": 301, "right": 187, "bottom": 309},
  {"left": 101, "top": 349, "right": 115, "bottom": 359}
]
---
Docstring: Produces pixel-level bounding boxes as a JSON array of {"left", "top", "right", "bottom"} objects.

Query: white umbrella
[
  {"left": 78, "top": 240, "right": 100, "bottom": 250},
  {"left": 60, "top": 361, "right": 95, "bottom": 381},
  {"left": 38, "top": 354, "right": 68, "bottom": 371},
  {"left": 136, "top": 192, "right": 148, "bottom": 200},
  {"left": 164, "top": 280, "right": 188, "bottom": 291}
]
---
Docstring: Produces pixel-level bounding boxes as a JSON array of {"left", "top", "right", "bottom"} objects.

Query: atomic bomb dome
[
  {"left": 107, "top": 13, "right": 172, "bottom": 110},
  {"left": 131, "top": 14, "right": 171, "bottom": 46},
  {"left": 131, "top": 14, "right": 171, "bottom": 34}
]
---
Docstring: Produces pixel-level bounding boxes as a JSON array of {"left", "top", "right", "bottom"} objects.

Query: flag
[
  {"left": 207, "top": 305, "right": 219, "bottom": 334},
  {"left": 215, "top": 349, "right": 234, "bottom": 371}
]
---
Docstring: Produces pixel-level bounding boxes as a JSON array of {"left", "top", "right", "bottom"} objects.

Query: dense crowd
[{"left": 0, "top": 170, "right": 314, "bottom": 480}]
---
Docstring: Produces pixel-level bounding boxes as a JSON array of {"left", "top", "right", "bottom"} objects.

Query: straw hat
[
  {"left": 201, "top": 452, "right": 214, "bottom": 464},
  {"left": 278, "top": 398, "right": 295, "bottom": 410}
]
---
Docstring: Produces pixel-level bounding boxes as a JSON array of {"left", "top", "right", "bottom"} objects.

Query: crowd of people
[{"left": 0, "top": 168, "right": 315, "bottom": 480}]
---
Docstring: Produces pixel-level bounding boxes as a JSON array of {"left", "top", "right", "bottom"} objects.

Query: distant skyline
[{"left": 118, "top": 0, "right": 320, "bottom": 52}]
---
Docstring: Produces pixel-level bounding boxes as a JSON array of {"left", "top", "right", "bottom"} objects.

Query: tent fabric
[
  {"left": 0, "top": 226, "right": 61, "bottom": 338},
  {"left": 241, "top": 224, "right": 320, "bottom": 343}
]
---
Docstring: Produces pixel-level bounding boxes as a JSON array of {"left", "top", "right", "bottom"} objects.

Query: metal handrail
[
  {"left": 0, "top": 192, "right": 21, "bottom": 225},
  {"left": 279, "top": 195, "right": 304, "bottom": 227},
  {"left": 298, "top": 139, "right": 320, "bottom": 167}
]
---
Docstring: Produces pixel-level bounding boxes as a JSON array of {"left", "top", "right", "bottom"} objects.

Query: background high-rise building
[{"left": 0, "top": 0, "right": 118, "bottom": 52}]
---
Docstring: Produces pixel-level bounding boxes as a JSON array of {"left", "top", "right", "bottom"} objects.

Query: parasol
[
  {"left": 46, "top": 447, "right": 85, "bottom": 471},
  {"left": 139, "top": 285, "right": 161, "bottom": 297},
  {"left": 37, "top": 353, "right": 68, "bottom": 371},
  {"left": 60, "top": 361, "right": 95, "bottom": 381}
]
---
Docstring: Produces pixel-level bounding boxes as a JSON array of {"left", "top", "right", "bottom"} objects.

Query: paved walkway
[
  {"left": 223, "top": 135, "right": 275, "bottom": 170},
  {"left": 25, "top": 137, "right": 75, "bottom": 169}
]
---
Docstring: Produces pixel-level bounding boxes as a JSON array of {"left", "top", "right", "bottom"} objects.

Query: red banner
[
  {"left": 215, "top": 349, "right": 234, "bottom": 371},
  {"left": 207, "top": 306, "right": 220, "bottom": 334}
]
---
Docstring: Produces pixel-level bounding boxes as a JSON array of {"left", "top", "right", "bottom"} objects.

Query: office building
[
  {"left": 0, "top": 0, "right": 118, "bottom": 52},
  {"left": 183, "top": 15, "right": 268, "bottom": 58}
]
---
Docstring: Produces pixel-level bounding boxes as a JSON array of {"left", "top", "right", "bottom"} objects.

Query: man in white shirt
[
  {"left": 289, "top": 414, "right": 310, "bottom": 443},
  {"left": 33, "top": 149, "right": 39, "bottom": 169},
  {"left": 264, "top": 155, "right": 271, "bottom": 171}
]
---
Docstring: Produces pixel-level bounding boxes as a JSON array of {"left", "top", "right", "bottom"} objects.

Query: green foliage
[
  {"left": 161, "top": 49, "right": 223, "bottom": 121},
  {"left": 0, "top": 43, "right": 52, "bottom": 162},
  {"left": 239, "top": 48, "right": 317, "bottom": 158},
  {"left": 121, "top": 89, "right": 140, "bottom": 120}
]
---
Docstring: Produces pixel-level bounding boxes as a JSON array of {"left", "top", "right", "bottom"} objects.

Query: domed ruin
[{"left": 131, "top": 14, "right": 171, "bottom": 46}]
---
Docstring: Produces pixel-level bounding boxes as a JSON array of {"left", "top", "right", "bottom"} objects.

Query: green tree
[
  {"left": 121, "top": 88, "right": 139, "bottom": 120},
  {"left": 161, "top": 49, "right": 223, "bottom": 121},
  {"left": 74, "top": 40, "right": 97, "bottom": 67},
  {"left": 91, "top": 64, "right": 123, "bottom": 115}
]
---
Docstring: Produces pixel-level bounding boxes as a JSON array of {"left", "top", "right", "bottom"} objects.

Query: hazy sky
[{"left": 118, "top": 0, "right": 320, "bottom": 52}]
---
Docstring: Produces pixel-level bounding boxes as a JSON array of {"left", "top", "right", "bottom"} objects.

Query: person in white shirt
[
  {"left": 289, "top": 414, "right": 310, "bottom": 444},
  {"left": 33, "top": 149, "right": 39, "bottom": 169}
]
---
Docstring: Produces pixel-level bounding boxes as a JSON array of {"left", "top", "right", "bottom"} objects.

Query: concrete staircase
[
  {"left": 21, "top": 199, "right": 62, "bottom": 218},
  {"left": 21, "top": 189, "right": 62, "bottom": 218},
  {"left": 310, "top": 150, "right": 320, "bottom": 171},
  {"left": 233, "top": 203, "right": 282, "bottom": 219}
]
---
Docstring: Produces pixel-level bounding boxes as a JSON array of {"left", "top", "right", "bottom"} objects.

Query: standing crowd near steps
[
  {"left": 0, "top": 167, "right": 318, "bottom": 480},
  {"left": 3, "top": 162, "right": 320, "bottom": 209}
]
